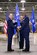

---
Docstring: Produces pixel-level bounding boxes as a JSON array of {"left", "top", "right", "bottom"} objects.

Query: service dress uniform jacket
[{"left": 20, "top": 15, "right": 30, "bottom": 51}]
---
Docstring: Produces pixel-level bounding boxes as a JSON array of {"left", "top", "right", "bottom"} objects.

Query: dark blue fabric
[
  {"left": 7, "top": 18, "right": 17, "bottom": 50},
  {"left": 31, "top": 6, "right": 36, "bottom": 33},
  {"left": 19, "top": 15, "right": 30, "bottom": 50},
  {"left": 7, "top": 18, "right": 14, "bottom": 36},
  {"left": 20, "top": 16, "right": 30, "bottom": 34},
  {"left": 7, "top": 18, "right": 15, "bottom": 50}
]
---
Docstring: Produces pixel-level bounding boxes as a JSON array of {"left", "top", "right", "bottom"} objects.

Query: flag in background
[
  {"left": 14, "top": 3, "right": 20, "bottom": 26},
  {"left": 31, "top": 6, "right": 36, "bottom": 33},
  {"left": 4, "top": 10, "right": 9, "bottom": 34},
  {"left": 14, "top": 3, "right": 20, "bottom": 34}
]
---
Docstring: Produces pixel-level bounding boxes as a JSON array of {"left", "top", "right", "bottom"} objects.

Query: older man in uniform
[{"left": 7, "top": 13, "right": 16, "bottom": 52}]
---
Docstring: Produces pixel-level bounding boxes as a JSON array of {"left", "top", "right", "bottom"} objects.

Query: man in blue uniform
[
  {"left": 7, "top": 13, "right": 17, "bottom": 52},
  {"left": 19, "top": 14, "right": 30, "bottom": 52}
]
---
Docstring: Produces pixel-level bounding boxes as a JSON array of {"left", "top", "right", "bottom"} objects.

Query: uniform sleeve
[{"left": 7, "top": 20, "right": 14, "bottom": 28}]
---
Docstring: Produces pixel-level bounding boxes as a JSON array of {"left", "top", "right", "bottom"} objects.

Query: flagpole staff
[{"left": 33, "top": 32, "right": 36, "bottom": 44}]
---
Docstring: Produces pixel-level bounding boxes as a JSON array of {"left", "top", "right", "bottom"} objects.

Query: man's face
[
  {"left": 9, "top": 13, "right": 13, "bottom": 20},
  {"left": 20, "top": 16, "right": 24, "bottom": 21}
]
